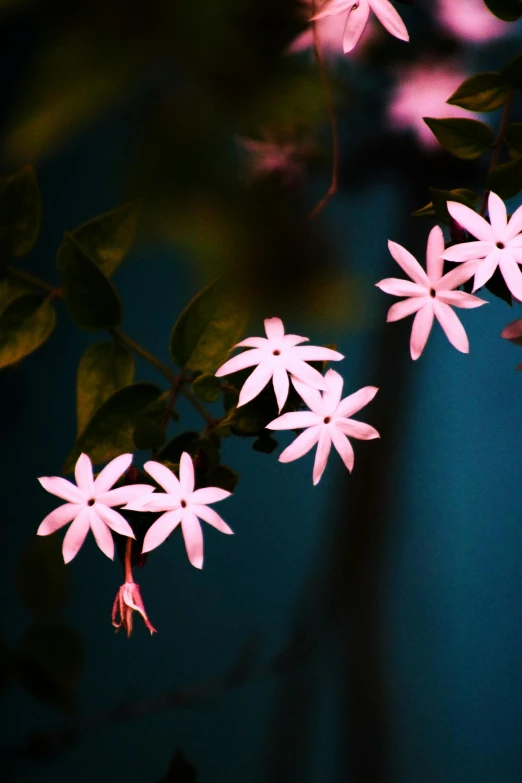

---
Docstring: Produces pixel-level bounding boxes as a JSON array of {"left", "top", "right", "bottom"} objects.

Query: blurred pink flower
[
  {"left": 112, "top": 581, "right": 157, "bottom": 637},
  {"left": 436, "top": 0, "right": 512, "bottom": 43},
  {"left": 238, "top": 138, "right": 305, "bottom": 185},
  {"left": 125, "top": 453, "right": 233, "bottom": 570},
  {"left": 312, "top": 0, "right": 409, "bottom": 53},
  {"left": 267, "top": 369, "right": 379, "bottom": 485},
  {"left": 215, "top": 316, "right": 344, "bottom": 412},
  {"left": 377, "top": 226, "right": 486, "bottom": 359},
  {"left": 501, "top": 318, "right": 522, "bottom": 345},
  {"left": 37, "top": 453, "right": 154, "bottom": 563},
  {"left": 443, "top": 192, "right": 522, "bottom": 301},
  {"left": 289, "top": 1, "right": 378, "bottom": 58},
  {"left": 387, "top": 61, "right": 475, "bottom": 149}
]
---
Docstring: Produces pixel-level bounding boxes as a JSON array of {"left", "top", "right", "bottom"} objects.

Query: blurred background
[{"left": 2, "top": 0, "right": 522, "bottom": 781}]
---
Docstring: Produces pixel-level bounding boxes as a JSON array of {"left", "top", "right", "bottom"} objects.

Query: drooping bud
[{"left": 112, "top": 582, "right": 157, "bottom": 637}]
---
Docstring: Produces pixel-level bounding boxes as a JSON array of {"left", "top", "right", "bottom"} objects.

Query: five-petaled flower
[
  {"left": 112, "top": 581, "right": 157, "bottom": 638},
  {"left": 215, "top": 317, "right": 344, "bottom": 412},
  {"left": 125, "top": 452, "right": 233, "bottom": 570},
  {"left": 37, "top": 454, "right": 154, "bottom": 563},
  {"left": 312, "top": 0, "right": 409, "bottom": 54},
  {"left": 267, "top": 369, "right": 379, "bottom": 485},
  {"left": 376, "top": 225, "right": 487, "bottom": 360},
  {"left": 442, "top": 192, "right": 522, "bottom": 302}
]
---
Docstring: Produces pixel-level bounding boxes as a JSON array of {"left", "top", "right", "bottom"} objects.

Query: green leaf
[
  {"left": 0, "top": 274, "right": 33, "bottom": 313},
  {"left": 57, "top": 202, "right": 141, "bottom": 278},
  {"left": 191, "top": 373, "right": 221, "bottom": 402},
  {"left": 160, "top": 431, "right": 199, "bottom": 464},
  {"left": 16, "top": 624, "right": 84, "bottom": 713},
  {"left": 484, "top": 0, "right": 522, "bottom": 19},
  {"left": 170, "top": 276, "right": 248, "bottom": 373},
  {"left": 76, "top": 341, "right": 134, "bottom": 436},
  {"left": 60, "top": 234, "right": 122, "bottom": 331},
  {"left": 63, "top": 382, "right": 162, "bottom": 472},
  {"left": 447, "top": 73, "right": 510, "bottom": 112},
  {"left": 505, "top": 123, "right": 522, "bottom": 159},
  {"left": 412, "top": 188, "right": 479, "bottom": 224},
  {"left": 15, "top": 537, "right": 70, "bottom": 619},
  {"left": 133, "top": 416, "right": 166, "bottom": 450},
  {"left": 487, "top": 157, "right": 522, "bottom": 199},
  {"left": 206, "top": 464, "right": 239, "bottom": 493},
  {"left": 0, "top": 165, "right": 40, "bottom": 258},
  {"left": 423, "top": 118, "right": 494, "bottom": 160},
  {"left": 252, "top": 433, "right": 278, "bottom": 454},
  {"left": 0, "top": 293, "right": 55, "bottom": 369}
]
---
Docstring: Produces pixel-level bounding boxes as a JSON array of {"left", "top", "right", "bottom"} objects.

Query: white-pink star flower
[
  {"left": 442, "top": 192, "right": 522, "bottom": 301},
  {"left": 376, "top": 225, "right": 487, "bottom": 360},
  {"left": 125, "top": 452, "right": 233, "bottom": 570},
  {"left": 267, "top": 369, "right": 379, "bottom": 485},
  {"left": 214, "top": 317, "right": 344, "bottom": 412},
  {"left": 311, "top": 0, "right": 409, "bottom": 54},
  {"left": 37, "top": 453, "right": 155, "bottom": 563}
]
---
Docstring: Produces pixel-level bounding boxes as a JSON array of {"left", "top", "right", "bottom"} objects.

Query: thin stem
[
  {"left": 112, "top": 329, "right": 178, "bottom": 385},
  {"left": 179, "top": 385, "right": 217, "bottom": 425},
  {"left": 124, "top": 539, "right": 134, "bottom": 584},
  {"left": 479, "top": 88, "right": 516, "bottom": 217},
  {"left": 308, "top": 3, "right": 340, "bottom": 219},
  {"left": 5, "top": 265, "right": 61, "bottom": 297}
]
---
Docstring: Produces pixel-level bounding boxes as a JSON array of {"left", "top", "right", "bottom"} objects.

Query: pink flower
[
  {"left": 289, "top": 1, "right": 378, "bottom": 59},
  {"left": 267, "top": 369, "right": 379, "bottom": 485},
  {"left": 37, "top": 454, "right": 154, "bottom": 563},
  {"left": 125, "top": 453, "right": 233, "bottom": 570},
  {"left": 311, "top": 0, "right": 409, "bottom": 54},
  {"left": 436, "top": 0, "right": 512, "bottom": 43},
  {"left": 387, "top": 61, "right": 474, "bottom": 150},
  {"left": 442, "top": 192, "right": 522, "bottom": 301},
  {"left": 501, "top": 318, "right": 522, "bottom": 346},
  {"left": 112, "top": 581, "right": 157, "bottom": 637},
  {"left": 238, "top": 138, "right": 305, "bottom": 186},
  {"left": 215, "top": 317, "right": 344, "bottom": 412},
  {"left": 376, "top": 226, "right": 487, "bottom": 360}
]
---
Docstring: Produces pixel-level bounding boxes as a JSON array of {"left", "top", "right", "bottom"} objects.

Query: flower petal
[
  {"left": 488, "top": 191, "right": 507, "bottom": 236},
  {"left": 370, "top": 0, "right": 409, "bottom": 41},
  {"left": 125, "top": 494, "right": 179, "bottom": 512},
  {"left": 190, "top": 487, "right": 231, "bottom": 505},
  {"left": 215, "top": 348, "right": 265, "bottom": 377},
  {"left": 388, "top": 240, "right": 430, "bottom": 286},
  {"left": 89, "top": 509, "right": 114, "bottom": 560},
  {"left": 38, "top": 476, "right": 85, "bottom": 504},
  {"left": 442, "top": 241, "right": 492, "bottom": 263},
  {"left": 437, "top": 260, "right": 479, "bottom": 290},
  {"left": 322, "top": 369, "right": 344, "bottom": 414},
  {"left": 505, "top": 202, "right": 522, "bottom": 242},
  {"left": 266, "top": 411, "right": 322, "bottom": 430},
  {"left": 282, "top": 334, "right": 309, "bottom": 347},
  {"left": 376, "top": 278, "right": 426, "bottom": 297},
  {"left": 343, "top": 0, "right": 370, "bottom": 52},
  {"left": 336, "top": 386, "right": 379, "bottom": 418},
  {"left": 278, "top": 425, "right": 322, "bottom": 463},
  {"left": 433, "top": 300, "right": 469, "bottom": 353},
  {"left": 272, "top": 360, "right": 290, "bottom": 412},
  {"left": 312, "top": 0, "right": 356, "bottom": 20},
  {"left": 93, "top": 454, "right": 133, "bottom": 494},
  {"left": 62, "top": 508, "right": 90, "bottom": 563},
  {"left": 95, "top": 504, "right": 135, "bottom": 538},
  {"left": 97, "top": 484, "right": 155, "bottom": 507},
  {"left": 472, "top": 250, "right": 501, "bottom": 291},
  {"left": 37, "top": 503, "right": 80, "bottom": 536},
  {"left": 426, "top": 225, "right": 445, "bottom": 282},
  {"left": 330, "top": 425, "right": 355, "bottom": 473},
  {"left": 234, "top": 336, "right": 268, "bottom": 349},
  {"left": 179, "top": 452, "right": 195, "bottom": 495},
  {"left": 237, "top": 360, "right": 274, "bottom": 407},
  {"left": 285, "top": 356, "right": 327, "bottom": 390},
  {"left": 410, "top": 303, "right": 434, "bottom": 360},
  {"left": 312, "top": 427, "right": 332, "bottom": 485},
  {"left": 291, "top": 378, "right": 325, "bottom": 414},
  {"left": 292, "top": 345, "right": 344, "bottom": 362},
  {"left": 144, "top": 460, "right": 181, "bottom": 495},
  {"left": 437, "top": 290, "right": 487, "bottom": 309},
  {"left": 142, "top": 508, "right": 184, "bottom": 553},
  {"left": 337, "top": 419, "right": 380, "bottom": 440},
  {"left": 75, "top": 453, "right": 94, "bottom": 496},
  {"left": 181, "top": 511, "right": 204, "bottom": 569},
  {"left": 264, "top": 317, "right": 285, "bottom": 342},
  {"left": 192, "top": 504, "right": 234, "bottom": 535},
  {"left": 499, "top": 253, "right": 522, "bottom": 300},
  {"left": 386, "top": 297, "right": 426, "bottom": 322},
  {"left": 447, "top": 202, "right": 494, "bottom": 242}
]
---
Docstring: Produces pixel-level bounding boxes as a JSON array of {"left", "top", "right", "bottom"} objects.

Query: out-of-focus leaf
[
  {"left": 15, "top": 624, "right": 84, "bottom": 713},
  {"left": 252, "top": 432, "right": 278, "bottom": 454},
  {"left": 0, "top": 274, "right": 33, "bottom": 313},
  {"left": 206, "top": 464, "right": 239, "bottom": 493},
  {"left": 133, "top": 417, "right": 166, "bottom": 451},
  {"left": 191, "top": 373, "right": 221, "bottom": 402},
  {"left": 63, "top": 383, "right": 162, "bottom": 472},
  {"left": 160, "top": 432, "right": 199, "bottom": 464},
  {"left": 505, "top": 123, "right": 522, "bottom": 159},
  {"left": 169, "top": 276, "right": 248, "bottom": 373},
  {"left": 412, "top": 188, "right": 479, "bottom": 224},
  {"left": 76, "top": 341, "right": 135, "bottom": 436},
  {"left": 487, "top": 157, "right": 522, "bottom": 199},
  {"left": 484, "top": 0, "right": 522, "bottom": 20},
  {"left": 188, "top": 437, "right": 220, "bottom": 474},
  {"left": 501, "top": 54, "right": 522, "bottom": 87},
  {"left": 0, "top": 293, "right": 55, "bottom": 369},
  {"left": 0, "top": 165, "right": 40, "bottom": 258},
  {"left": 447, "top": 73, "right": 509, "bottom": 112},
  {"left": 423, "top": 118, "right": 494, "bottom": 160},
  {"left": 15, "top": 537, "right": 70, "bottom": 619},
  {"left": 60, "top": 234, "right": 122, "bottom": 330},
  {"left": 57, "top": 202, "right": 141, "bottom": 278},
  {"left": 157, "top": 750, "right": 197, "bottom": 783}
]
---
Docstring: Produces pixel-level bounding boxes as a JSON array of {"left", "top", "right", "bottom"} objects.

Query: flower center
[
  {"left": 496, "top": 241, "right": 505, "bottom": 249},
  {"left": 181, "top": 499, "right": 187, "bottom": 508},
  {"left": 87, "top": 498, "right": 95, "bottom": 506},
  {"left": 272, "top": 349, "right": 281, "bottom": 356},
  {"left": 324, "top": 416, "right": 331, "bottom": 424},
  {"left": 429, "top": 288, "right": 436, "bottom": 298}
]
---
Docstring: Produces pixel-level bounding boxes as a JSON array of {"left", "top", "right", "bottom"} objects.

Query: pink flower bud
[{"left": 112, "top": 582, "right": 157, "bottom": 638}]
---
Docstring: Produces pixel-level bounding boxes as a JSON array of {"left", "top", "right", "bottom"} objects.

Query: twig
[
  {"left": 479, "top": 89, "right": 516, "bottom": 217},
  {"left": 4, "top": 265, "right": 61, "bottom": 297}
]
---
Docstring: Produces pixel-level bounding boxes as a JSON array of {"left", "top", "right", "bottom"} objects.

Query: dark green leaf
[
  {"left": 60, "top": 234, "right": 122, "bottom": 330},
  {"left": 133, "top": 417, "right": 166, "bottom": 450},
  {"left": 15, "top": 537, "right": 70, "bottom": 619},
  {"left": 0, "top": 293, "right": 55, "bottom": 369},
  {"left": 501, "top": 55, "right": 522, "bottom": 89},
  {"left": 447, "top": 73, "right": 509, "bottom": 112},
  {"left": 63, "top": 382, "right": 162, "bottom": 472},
  {"left": 484, "top": 0, "right": 522, "bottom": 19},
  {"left": 15, "top": 624, "right": 84, "bottom": 713},
  {"left": 252, "top": 433, "right": 278, "bottom": 454},
  {"left": 160, "top": 431, "right": 199, "bottom": 464},
  {"left": 505, "top": 122, "right": 522, "bottom": 159},
  {"left": 188, "top": 437, "right": 220, "bottom": 473},
  {"left": 412, "top": 188, "right": 479, "bottom": 224},
  {"left": 0, "top": 165, "right": 40, "bottom": 258},
  {"left": 191, "top": 373, "right": 221, "bottom": 402},
  {"left": 76, "top": 341, "right": 134, "bottom": 436},
  {"left": 423, "top": 118, "right": 494, "bottom": 160},
  {"left": 487, "top": 157, "right": 522, "bottom": 199},
  {"left": 206, "top": 464, "right": 239, "bottom": 493},
  {"left": 57, "top": 202, "right": 141, "bottom": 278},
  {"left": 169, "top": 276, "right": 248, "bottom": 373},
  {"left": 0, "top": 274, "right": 33, "bottom": 313}
]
